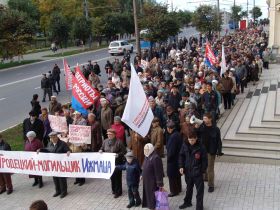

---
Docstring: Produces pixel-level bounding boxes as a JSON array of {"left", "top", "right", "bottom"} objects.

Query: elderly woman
[
  {"left": 24, "top": 131, "right": 44, "bottom": 188},
  {"left": 142, "top": 143, "right": 164, "bottom": 210}
]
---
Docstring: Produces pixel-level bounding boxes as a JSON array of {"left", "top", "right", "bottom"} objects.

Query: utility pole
[
  {"left": 133, "top": 0, "right": 141, "bottom": 56},
  {"left": 84, "top": 0, "right": 92, "bottom": 48},
  {"left": 247, "top": 0, "right": 249, "bottom": 20},
  {"left": 217, "top": 0, "right": 220, "bottom": 38}
]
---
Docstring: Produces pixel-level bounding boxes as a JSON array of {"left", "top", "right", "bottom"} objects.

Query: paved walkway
[{"left": 1, "top": 160, "right": 280, "bottom": 210}]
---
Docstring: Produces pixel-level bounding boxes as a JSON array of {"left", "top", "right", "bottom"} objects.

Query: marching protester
[
  {"left": 142, "top": 143, "right": 164, "bottom": 210},
  {"left": 179, "top": 130, "right": 207, "bottom": 210},
  {"left": 116, "top": 151, "right": 142, "bottom": 208},
  {"left": 24, "top": 131, "right": 44, "bottom": 188},
  {"left": 166, "top": 120, "right": 183, "bottom": 197},
  {"left": 38, "top": 131, "right": 71, "bottom": 198},
  {"left": 0, "top": 134, "right": 13, "bottom": 195},
  {"left": 2, "top": 23, "right": 269, "bottom": 209},
  {"left": 23, "top": 111, "right": 44, "bottom": 142},
  {"left": 99, "top": 128, "right": 126, "bottom": 198},
  {"left": 196, "top": 113, "right": 223, "bottom": 193}
]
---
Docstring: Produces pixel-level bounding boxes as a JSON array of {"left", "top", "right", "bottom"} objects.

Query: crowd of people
[{"left": 0, "top": 25, "right": 270, "bottom": 210}]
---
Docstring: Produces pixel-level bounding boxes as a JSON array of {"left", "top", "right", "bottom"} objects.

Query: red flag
[
  {"left": 63, "top": 59, "right": 73, "bottom": 90},
  {"left": 72, "top": 76, "right": 93, "bottom": 109},
  {"left": 74, "top": 65, "right": 100, "bottom": 104},
  {"left": 205, "top": 43, "right": 218, "bottom": 66}
]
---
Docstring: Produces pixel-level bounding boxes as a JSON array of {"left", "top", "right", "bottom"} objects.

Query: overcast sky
[{"left": 157, "top": 0, "right": 269, "bottom": 18}]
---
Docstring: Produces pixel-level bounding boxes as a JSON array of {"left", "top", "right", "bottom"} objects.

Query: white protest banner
[
  {"left": 69, "top": 124, "right": 91, "bottom": 144},
  {"left": 0, "top": 151, "right": 115, "bottom": 179},
  {"left": 220, "top": 44, "right": 227, "bottom": 77},
  {"left": 48, "top": 115, "right": 68, "bottom": 133},
  {"left": 121, "top": 64, "right": 154, "bottom": 137}
]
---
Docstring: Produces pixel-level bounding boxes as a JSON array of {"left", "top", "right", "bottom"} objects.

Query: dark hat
[
  {"left": 125, "top": 151, "right": 134, "bottom": 158},
  {"left": 29, "top": 111, "right": 36, "bottom": 117},
  {"left": 166, "top": 120, "right": 175, "bottom": 128}
]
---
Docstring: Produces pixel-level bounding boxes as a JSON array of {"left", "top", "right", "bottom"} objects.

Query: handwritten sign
[
  {"left": 48, "top": 115, "right": 68, "bottom": 133},
  {"left": 69, "top": 124, "right": 91, "bottom": 144},
  {"left": 0, "top": 151, "right": 115, "bottom": 179}
]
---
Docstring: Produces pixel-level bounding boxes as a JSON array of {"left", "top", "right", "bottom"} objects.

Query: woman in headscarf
[
  {"left": 24, "top": 131, "right": 44, "bottom": 188},
  {"left": 142, "top": 143, "right": 164, "bottom": 210}
]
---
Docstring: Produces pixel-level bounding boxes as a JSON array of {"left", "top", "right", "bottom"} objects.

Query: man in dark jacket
[
  {"left": 0, "top": 134, "right": 13, "bottom": 194},
  {"left": 196, "top": 112, "right": 223, "bottom": 193},
  {"left": 99, "top": 129, "right": 126, "bottom": 198},
  {"left": 38, "top": 131, "right": 71, "bottom": 198},
  {"left": 166, "top": 121, "right": 183, "bottom": 197},
  {"left": 179, "top": 130, "right": 207, "bottom": 210},
  {"left": 148, "top": 96, "right": 165, "bottom": 128},
  {"left": 23, "top": 111, "right": 44, "bottom": 142},
  {"left": 52, "top": 64, "right": 61, "bottom": 92},
  {"left": 201, "top": 82, "right": 218, "bottom": 125},
  {"left": 41, "top": 74, "right": 52, "bottom": 102}
]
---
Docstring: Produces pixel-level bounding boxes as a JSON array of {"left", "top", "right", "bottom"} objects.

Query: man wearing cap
[
  {"left": 38, "top": 131, "right": 71, "bottom": 198},
  {"left": 23, "top": 111, "right": 44, "bottom": 142},
  {"left": 99, "top": 128, "right": 126, "bottom": 198}
]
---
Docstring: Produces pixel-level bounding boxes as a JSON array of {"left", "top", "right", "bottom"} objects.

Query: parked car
[{"left": 108, "top": 40, "right": 133, "bottom": 55}]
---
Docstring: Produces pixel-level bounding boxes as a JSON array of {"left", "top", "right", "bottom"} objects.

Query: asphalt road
[{"left": 0, "top": 26, "right": 219, "bottom": 131}]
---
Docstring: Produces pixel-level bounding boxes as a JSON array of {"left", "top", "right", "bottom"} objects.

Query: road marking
[
  {"left": 0, "top": 98, "right": 6, "bottom": 101},
  {"left": 34, "top": 86, "right": 40, "bottom": 89},
  {"left": 0, "top": 56, "right": 112, "bottom": 88}
]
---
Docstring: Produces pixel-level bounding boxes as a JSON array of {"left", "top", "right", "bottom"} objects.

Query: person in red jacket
[{"left": 111, "top": 116, "right": 125, "bottom": 145}]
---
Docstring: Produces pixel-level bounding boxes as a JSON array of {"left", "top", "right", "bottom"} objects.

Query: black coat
[
  {"left": 52, "top": 66, "right": 61, "bottom": 80},
  {"left": 179, "top": 141, "right": 208, "bottom": 178},
  {"left": 23, "top": 118, "right": 44, "bottom": 141},
  {"left": 0, "top": 140, "right": 11, "bottom": 151},
  {"left": 117, "top": 158, "right": 141, "bottom": 186},
  {"left": 197, "top": 124, "right": 222, "bottom": 155},
  {"left": 31, "top": 100, "right": 41, "bottom": 117},
  {"left": 41, "top": 139, "right": 70, "bottom": 153},
  {"left": 142, "top": 151, "right": 164, "bottom": 209},
  {"left": 166, "top": 131, "right": 182, "bottom": 178}
]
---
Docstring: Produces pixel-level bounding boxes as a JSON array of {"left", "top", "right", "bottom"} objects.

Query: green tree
[
  {"left": 240, "top": 10, "right": 248, "bottom": 18},
  {"left": 139, "top": 3, "right": 180, "bottom": 43},
  {"left": 192, "top": 5, "right": 221, "bottom": 39},
  {"left": 172, "top": 10, "right": 192, "bottom": 27},
  {"left": 72, "top": 16, "right": 92, "bottom": 44},
  {"left": 92, "top": 16, "right": 105, "bottom": 45},
  {"left": 250, "top": 6, "right": 262, "bottom": 21},
  {"left": 231, "top": 5, "right": 242, "bottom": 27},
  {"left": 0, "top": 8, "right": 36, "bottom": 60},
  {"left": 48, "top": 13, "right": 70, "bottom": 48},
  {"left": 8, "top": 0, "right": 39, "bottom": 21}
]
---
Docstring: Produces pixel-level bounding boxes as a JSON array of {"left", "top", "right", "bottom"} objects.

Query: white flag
[
  {"left": 220, "top": 45, "right": 227, "bottom": 77},
  {"left": 121, "top": 64, "right": 154, "bottom": 137}
]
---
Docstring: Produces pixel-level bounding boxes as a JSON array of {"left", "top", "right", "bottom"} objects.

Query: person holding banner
[
  {"left": 99, "top": 128, "right": 126, "bottom": 198},
  {"left": 38, "top": 131, "right": 71, "bottom": 198},
  {"left": 87, "top": 113, "right": 102, "bottom": 152},
  {"left": 70, "top": 111, "right": 87, "bottom": 186},
  {"left": 0, "top": 134, "right": 13, "bottom": 195},
  {"left": 25, "top": 131, "right": 44, "bottom": 188}
]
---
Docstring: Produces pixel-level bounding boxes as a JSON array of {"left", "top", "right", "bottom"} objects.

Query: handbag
[{"left": 155, "top": 190, "right": 170, "bottom": 210}]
